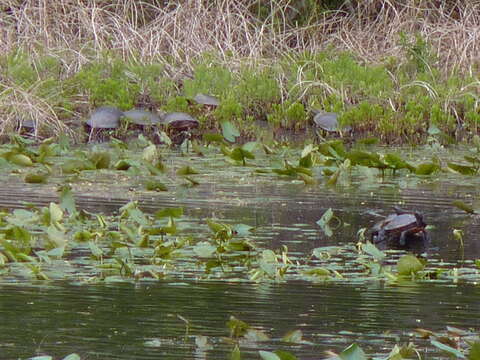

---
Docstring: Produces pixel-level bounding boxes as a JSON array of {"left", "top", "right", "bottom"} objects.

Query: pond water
[{"left": 0, "top": 145, "right": 479, "bottom": 359}]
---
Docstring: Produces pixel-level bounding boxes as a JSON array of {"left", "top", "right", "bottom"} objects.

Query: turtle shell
[
  {"left": 370, "top": 209, "right": 426, "bottom": 241},
  {"left": 162, "top": 112, "right": 199, "bottom": 131},
  {"left": 86, "top": 106, "right": 123, "bottom": 129},
  {"left": 313, "top": 112, "right": 339, "bottom": 132},
  {"left": 124, "top": 109, "right": 162, "bottom": 125},
  {"left": 193, "top": 93, "right": 220, "bottom": 107},
  {"left": 382, "top": 213, "right": 424, "bottom": 233}
]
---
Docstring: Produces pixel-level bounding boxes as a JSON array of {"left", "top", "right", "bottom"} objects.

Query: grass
[{"left": 1, "top": 1, "right": 480, "bottom": 144}]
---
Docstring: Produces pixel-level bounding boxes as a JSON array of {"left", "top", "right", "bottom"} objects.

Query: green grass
[{"left": 0, "top": 37, "right": 479, "bottom": 144}]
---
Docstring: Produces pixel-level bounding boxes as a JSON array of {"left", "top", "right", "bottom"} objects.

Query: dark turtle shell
[
  {"left": 370, "top": 207, "right": 428, "bottom": 245},
  {"left": 162, "top": 112, "right": 199, "bottom": 131},
  {"left": 86, "top": 106, "right": 123, "bottom": 129}
]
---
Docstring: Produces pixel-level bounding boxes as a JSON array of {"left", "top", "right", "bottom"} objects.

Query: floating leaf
[
  {"left": 273, "top": 350, "right": 298, "bottom": 360},
  {"left": 62, "top": 354, "right": 81, "bottom": 360},
  {"left": 155, "top": 207, "right": 183, "bottom": 218},
  {"left": 448, "top": 162, "right": 477, "bottom": 176},
  {"left": 397, "top": 254, "right": 424, "bottom": 276},
  {"left": 193, "top": 242, "right": 217, "bottom": 258},
  {"left": 316, "top": 208, "right": 334, "bottom": 237},
  {"left": 176, "top": 166, "right": 199, "bottom": 176},
  {"left": 431, "top": 339, "right": 466, "bottom": 359},
  {"left": 452, "top": 200, "right": 476, "bottom": 214},
  {"left": 339, "top": 343, "right": 368, "bottom": 360},
  {"left": 362, "top": 242, "right": 386, "bottom": 262},
  {"left": 9, "top": 154, "right": 33, "bottom": 166},
  {"left": 415, "top": 162, "right": 440, "bottom": 175},
  {"left": 469, "top": 341, "right": 480, "bottom": 360},
  {"left": 145, "top": 180, "right": 168, "bottom": 192},
  {"left": 24, "top": 172, "right": 48, "bottom": 183},
  {"left": 259, "top": 351, "right": 281, "bottom": 360}
]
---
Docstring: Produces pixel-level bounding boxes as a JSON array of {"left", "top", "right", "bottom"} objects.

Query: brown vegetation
[{"left": 2, "top": 1, "right": 479, "bottom": 72}]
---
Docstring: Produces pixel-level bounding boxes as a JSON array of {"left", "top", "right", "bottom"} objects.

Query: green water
[
  {"left": 2, "top": 281, "right": 479, "bottom": 359},
  {"left": 0, "top": 146, "right": 479, "bottom": 359}
]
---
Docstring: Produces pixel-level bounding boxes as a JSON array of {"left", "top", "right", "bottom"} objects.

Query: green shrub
[{"left": 73, "top": 57, "right": 140, "bottom": 109}]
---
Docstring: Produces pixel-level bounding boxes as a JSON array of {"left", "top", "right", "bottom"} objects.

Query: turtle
[
  {"left": 313, "top": 112, "right": 339, "bottom": 132},
  {"left": 370, "top": 207, "right": 429, "bottom": 246},
  {"left": 160, "top": 112, "right": 200, "bottom": 145},
  {"left": 312, "top": 110, "right": 352, "bottom": 134},
  {"left": 162, "top": 112, "right": 199, "bottom": 131},
  {"left": 123, "top": 109, "right": 162, "bottom": 126},
  {"left": 193, "top": 93, "right": 220, "bottom": 107},
  {"left": 86, "top": 106, "right": 124, "bottom": 141}
]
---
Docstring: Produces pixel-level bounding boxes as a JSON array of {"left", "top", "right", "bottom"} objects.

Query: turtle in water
[
  {"left": 370, "top": 207, "right": 430, "bottom": 246},
  {"left": 86, "top": 106, "right": 123, "bottom": 141}
]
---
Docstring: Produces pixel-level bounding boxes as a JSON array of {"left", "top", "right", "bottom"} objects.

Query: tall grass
[{"left": 0, "top": 0, "right": 479, "bottom": 141}]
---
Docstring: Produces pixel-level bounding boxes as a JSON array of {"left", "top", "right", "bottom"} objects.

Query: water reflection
[{"left": 1, "top": 281, "right": 479, "bottom": 359}]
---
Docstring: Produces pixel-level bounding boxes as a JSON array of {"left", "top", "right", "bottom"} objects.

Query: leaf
[
  {"left": 227, "top": 316, "right": 249, "bottom": 338},
  {"left": 231, "top": 345, "right": 241, "bottom": 360},
  {"left": 469, "top": 341, "right": 480, "bottom": 360},
  {"left": 448, "top": 162, "right": 477, "bottom": 176},
  {"left": 49, "top": 202, "right": 63, "bottom": 223},
  {"left": 431, "top": 339, "right": 466, "bottom": 359},
  {"left": 47, "top": 226, "right": 66, "bottom": 248},
  {"left": 273, "top": 350, "right": 298, "bottom": 360},
  {"left": 229, "top": 147, "right": 255, "bottom": 165},
  {"left": 142, "top": 144, "right": 158, "bottom": 163},
  {"left": 155, "top": 207, "right": 183, "bottom": 218},
  {"left": 145, "top": 180, "right": 168, "bottom": 192},
  {"left": 415, "top": 162, "right": 440, "bottom": 175},
  {"left": 339, "top": 343, "right": 368, "bottom": 360},
  {"left": 244, "top": 328, "right": 270, "bottom": 342},
  {"left": 114, "top": 159, "right": 131, "bottom": 171},
  {"left": 176, "top": 166, "right": 199, "bottom": 175},
  {"left": 193, "top": 242, "right": 217, "bottom": 258},
  {"left": 24, "top": 172, "right": 48, "bottom": 183},
  {"left": 9, "top": 153, "right": 33, "bottom": 166},
  {"left": 316, "top": 208, "right": 334, "bottom": 237},
  {"left": 203, "top": 133, "right": 225, "bottom": 144},
  {"left": 59, "top": 185, "right": 76, "bottom": 215},
  {"left": 397, "top": 254, "right": 425, "bottom": 276},
  {"left": 242, "top": 141, "right": 257, "bottom": 152},
  {"left": 259, "top": 351, "right": 281, "bottom": 360},
  {"left": 62, "top": 354, "right": 81, "bottom": 360},
  {"left": 221, "top": 120, "right": 240, "bottom": 142},
  {"left": 282, "top": 329, "right": 304, "bottom": 344},
  {"left": 90, "top": 152, "right": 110, "bottom": 169},
  {"left": 362, "top": 242, "right": 386, "bottom": 262},
  {"left": 452, "top": 200, "right": 476, "bottom": 214}
]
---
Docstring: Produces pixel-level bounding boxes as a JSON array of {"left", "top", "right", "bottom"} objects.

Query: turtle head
[{"left": 414, "top": 212, "right": 426, "bottom": 227}]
